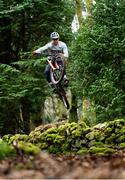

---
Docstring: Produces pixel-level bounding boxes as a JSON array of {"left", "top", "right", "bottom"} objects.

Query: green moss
[
  {"left": 2, "top": 134, "right": 13, "bottom": 143},
  {"left": 106, "top": 119, "right": 125, "bottom": 130},
  {"left": 77, "top": 148, "right": 88, "bottom": 154},
  {"left": 54, "top": 135, "right": 65, "bottom": 144},
  {"left": 58, "top": 123, "right": 73, "bottom": 136},
  {"left": 82, "top": 128, "right": 92, "bottom": 135},
  {"left": 72, "top": 139, "right": 82, "bottom": 149},
  {"left": 119, "top": 127, "right": 125, "bottom": 135},
  {"left": 71, "top": 129, "right": 82, "bottom": 137},
  {"left": 94, "top": 130, "right": 105, "bottom": 141},
  {"left": 85, "top": 131, "right": 94, "bottom": 140},
  {"left": 89, "top": 146, "right": 115, "bottom": 155},
  {"left": 46, "top": 133, "right": 58, "bottom": 141},
  {"left": 78, "top": 121, "right": 88, "bottom": 129},
  {"left": 48, "top": 145, "right": 61, "bottom": 153},
  {"left": 89, "top": 141, "right": 106, "bottom": 148},
  {"left": 18, "top": 141, "right": 40, "bottom": 155},
  {"left": 117, "top": 135, "right": 125, "bottom": 143},
  {"left": 29, "top": 131, "right": 42, "bottom": 143},
  {"left": 44, "top": 127, "right": 59, "bottom": 134},
  {"left": 4, "top": 134, "right": 29, "bottom": 144},
  {"left": 85, "top": 130, "right": 103, "bottom": 141},
  {"left": 105, "top": 127, "right": 113, "bottom": 134},
  {"left": 39, "top": 142, "right": 48, "bottom": 149},
  {"left": 69, "top": 123, "right": 78, "bottom": 131},
  {"left": 61, "top": 143, "right": 71, "bottom": 152},
  {"left": 114, "top": 119, "right": 125, "bottom": 126},
  {"left": 105, "top": 133, "right": 116, "bottom": 144},
  {"left": 119, "top": 143, "right": 125, "bottom": 148},
  {"left": 42, "top": 133, "right": 64, "bottom": 144}
]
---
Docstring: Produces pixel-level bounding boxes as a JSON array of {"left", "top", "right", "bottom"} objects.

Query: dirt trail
[{"left": 0, "top": 151, "right": 125, "bottom": 179}]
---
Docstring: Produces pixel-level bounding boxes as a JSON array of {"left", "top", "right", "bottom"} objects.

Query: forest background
[{"left": 0, "top": 0, "right": 125, "bottom": 136}]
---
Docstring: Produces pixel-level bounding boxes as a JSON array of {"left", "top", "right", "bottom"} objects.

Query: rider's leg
[
  {"left": 44, "top": 65, "right": 56, "bottom": 90},
  {"left": 63, "top": 57, "right": 69, "bottom": 86},
  {"left": 63, "top": 68, "right": 69, "bottom": 87},
  {"left": 44, "top": 64, "right": 51, "bottom": 83}
]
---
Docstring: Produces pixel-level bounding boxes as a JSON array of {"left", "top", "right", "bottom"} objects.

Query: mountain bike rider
[{"left": 33, "top": 32, "right": 69, "bottom": 86}]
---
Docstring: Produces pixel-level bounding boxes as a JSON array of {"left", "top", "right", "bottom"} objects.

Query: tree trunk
[
  {"left": 69, "top": 0, "right": 84, "bottom": 123},
  {"left": 75, "top": 0, "right": 83, "bottom": 27},
  {"left": 0, "top": 17, "right": 11, "bottom": 64},
  {"left": 20, "top": 97, "right": 30, "bottom": 134},
  {"left": 86, "top": 0, "right": 93, "bottom": 15}
]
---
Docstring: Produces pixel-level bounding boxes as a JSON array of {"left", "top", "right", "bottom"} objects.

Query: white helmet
[{"left": 50, "top": 32, "right": 59, "bottom": 39}]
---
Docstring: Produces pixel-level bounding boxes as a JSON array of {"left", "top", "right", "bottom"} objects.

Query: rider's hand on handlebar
[
  {"left": 32, "top": 51, "right": 37, "bottom": 56},
  {"left": 32, "top": 51, "right": 40, "bottom": 57}
]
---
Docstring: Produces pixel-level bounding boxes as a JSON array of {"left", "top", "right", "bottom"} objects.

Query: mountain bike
[{"left": 47, "top": 54, "right": 70, "bottom": 109}]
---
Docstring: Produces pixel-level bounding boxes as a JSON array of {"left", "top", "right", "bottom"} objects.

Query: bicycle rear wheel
[{"left": 50, "top": 58, "right": 65, "bottom": 84}]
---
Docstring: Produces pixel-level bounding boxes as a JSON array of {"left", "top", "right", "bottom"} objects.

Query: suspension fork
[
  {"left": 47, "top": 60, "right": 56, "bottom": 70},
  {"left": 47, "top": 59, "right": 59, "bottom": 70}
]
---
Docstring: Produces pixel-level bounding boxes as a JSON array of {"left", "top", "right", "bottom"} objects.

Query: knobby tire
[{"left": 50, "top": 57, "right": 65, "bottom": 84}]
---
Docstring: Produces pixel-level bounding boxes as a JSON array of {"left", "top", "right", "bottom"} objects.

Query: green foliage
[
  {"left": 0, "top": 0, "right": 74, "bottom": 134},
  {"left": 0, "top": 139, "right": 16, "bottom": 160},
  {"left": 0, "top": 57, "right": 47, "bottom": 134},
  {"left": 70, "top": 0, "right": 125, "bottom": 122},
  {"left": 0, "top": 0, "right": 3, "bottom": 10},
  {"left": 0, "top": 0, "right": 74, "bottom": 49}
]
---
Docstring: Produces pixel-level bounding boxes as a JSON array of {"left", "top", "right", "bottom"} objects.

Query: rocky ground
[{"left": 0, "top": 151, "right": 125, "bottom": 179}]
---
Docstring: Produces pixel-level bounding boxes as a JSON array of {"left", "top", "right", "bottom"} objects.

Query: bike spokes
[
  {"left": 53, "top": 66, "right": 63, "bottom": 81},
  {"left": 50, "top": 59, "right": 65, "bottom": 84}
]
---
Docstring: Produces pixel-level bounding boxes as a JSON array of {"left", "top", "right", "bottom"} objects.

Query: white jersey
[{"left": 34, "top": 41, "right": 69, "bottom": 58}]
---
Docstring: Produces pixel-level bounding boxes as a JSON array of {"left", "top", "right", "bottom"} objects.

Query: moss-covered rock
[
  {"left": 105, "top": 133, "right": 116, "bottom": 144},
  {"left": 119, "top": 126, "right": 125, "bottom": 134},
  {"left": 48, "top": 146, "right": 60, "bottom": 153},
  {"left": 116, "top": 135, "right": 125, "bottom": 144},
  {"left": 2, "top": 118, "right": 125, "bottom": 156},
  {"left": 18, "top": 141, "right": 41, "bottom": 155},
  {"left": 88, "top": 146, "right": 116, "bottom": 155},
  {"left": 77, "top": 148, "right": 89, "bottom": 154},
  {"left": 2, "top": 134, "right": 13, "bottom": 143},
  {"left": 119, "top": 142, "right": 125, "bottom": 148},
  {"left": 3, "top": 134, "right": 29, "bottom": 144}
]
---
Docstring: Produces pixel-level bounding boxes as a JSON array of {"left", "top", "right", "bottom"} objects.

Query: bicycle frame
[{"left": 47, "top": 54, "right": 69, "bottom": 109}]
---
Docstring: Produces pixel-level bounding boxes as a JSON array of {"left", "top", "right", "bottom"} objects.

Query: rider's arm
[
  {"left": 61, "top": 43, "right": 69, "bottom": 66},
  {"left": 33, "top": 43, "right": 50, "bottom": 55},
  {"left": 62, "top": 43, "right": 69, "bottom": 59}
]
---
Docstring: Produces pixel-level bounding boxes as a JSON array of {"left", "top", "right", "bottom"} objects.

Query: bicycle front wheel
[{"left": 50, "top": 58, "right": 65, "bottom": 84}]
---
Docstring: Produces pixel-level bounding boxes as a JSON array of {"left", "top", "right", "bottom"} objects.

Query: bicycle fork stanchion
[{"left": 47, "top": 60, "right": 56, "bottom": 70}]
